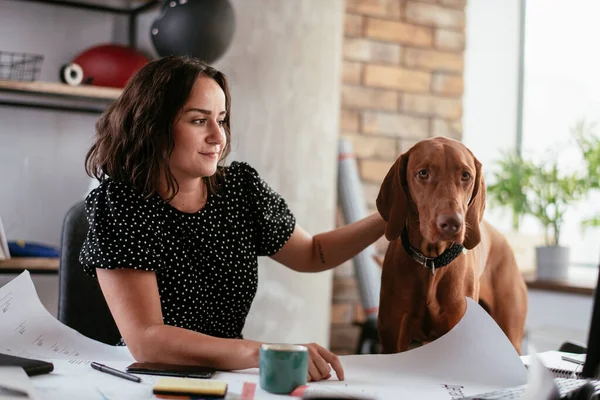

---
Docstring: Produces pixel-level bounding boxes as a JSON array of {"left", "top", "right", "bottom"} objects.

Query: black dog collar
[{"left": 400, "top": 228, "right": 466, "bottom": 275}]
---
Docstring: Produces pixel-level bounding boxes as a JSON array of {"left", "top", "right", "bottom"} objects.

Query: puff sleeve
[
  {"left": 234, "top": 162, "right": 296, "bottom": 257},
  {"left": 79, "top": 180, "right": 161, "bottom": 277}
]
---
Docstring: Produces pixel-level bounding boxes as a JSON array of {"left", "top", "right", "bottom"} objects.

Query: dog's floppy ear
[
  {"left": 463, "top": 155, "right": 486, "bottom": 249},
  {"left": 376, "top": 153, "right": 409, "bottom": 241}
]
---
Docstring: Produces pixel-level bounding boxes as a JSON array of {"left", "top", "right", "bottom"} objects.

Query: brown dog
[{"left": 376, "top": 136, "right": 527, "bottom": 355}]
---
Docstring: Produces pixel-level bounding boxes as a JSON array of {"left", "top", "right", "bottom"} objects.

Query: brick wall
[{"left": 330, "top": 0, "right": 467, "bottom": 355}]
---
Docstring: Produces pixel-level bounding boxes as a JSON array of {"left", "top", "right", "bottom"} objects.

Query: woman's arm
[
  {"left": 270, "top": 212, "right": 385, "bottom": 273},
  {"left": 97, "top": 268, "right": 344, "bottom": 381},
  {"left": 96, "top": 268, "right": 261, "bottom": 370}
]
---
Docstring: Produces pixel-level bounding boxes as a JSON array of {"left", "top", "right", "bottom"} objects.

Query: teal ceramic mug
[{"left": 259, "top": 344, "right": 309, "bottom": 394}]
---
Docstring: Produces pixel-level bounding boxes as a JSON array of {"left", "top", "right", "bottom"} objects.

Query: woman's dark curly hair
[{"left": 85, "top": 55, "right": 232, "bottom": 200}]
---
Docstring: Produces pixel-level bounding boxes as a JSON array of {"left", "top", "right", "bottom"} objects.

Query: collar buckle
[{"left": 413, "top": 252, "right": 436, "bottom": 275}]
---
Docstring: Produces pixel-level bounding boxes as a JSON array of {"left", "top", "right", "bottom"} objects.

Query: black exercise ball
[{"left": 150, "top": 0, "right": 235, "bottom": 63}]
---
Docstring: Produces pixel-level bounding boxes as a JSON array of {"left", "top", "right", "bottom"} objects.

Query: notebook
[
  {"left": 0, "top": 353, "right": 54, "bottom": 376},
  {"left": 523, "top": 351, "right": 587, "bottom": 379}
]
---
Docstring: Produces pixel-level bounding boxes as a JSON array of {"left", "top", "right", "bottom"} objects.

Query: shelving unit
[
  {"left": 0, "top": 79, "right": 122, "bottom": 113},
  {"left": 18, "top": 0, "right": 160, "bottom": 14},
  {"left": 0, "top": 1, "right": 160, "bottom": 272},
  {"left": 0, "top": 257, "right": 59, "bottom": 274},
  {"left": 0, "top": 0, "right": 160, "bottom": 114},
  {"left": 0, "top": 79, "right": 121, "bottom": 99},
  {"left": 14, "top": 0, "right": 161, "bottom": 48}
]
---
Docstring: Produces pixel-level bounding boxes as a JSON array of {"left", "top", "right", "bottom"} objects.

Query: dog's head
[{"left": 376, "top": 137, "right": 486, "bottom": 252}]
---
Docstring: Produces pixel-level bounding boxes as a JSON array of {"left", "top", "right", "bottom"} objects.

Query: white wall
[
  {"left": 518, "top": 0, "right": 600, "bottom": 267},
  {"left": 0, "top": 0, "right": 118, "bottom": 319},
  {"left": 0, "top": 0, "right": 114, "bottom": 246},
  {"left": 526, "top": 290, "right": 594, "bottom": 353},
  {"left": 0, "top": 0, "right": 343, "bottom": 348},
  {"left": 462, "top": 0, "right": 522, "bottom": 234},
  {"left": 462, "top": 0, "right": 544, "bottom": 271},
  {"left": 462, "top": 0, "right": 597, "bottom": 353},
  {"left": 463, "top": 0, "right": 600, "bottom": 270}
]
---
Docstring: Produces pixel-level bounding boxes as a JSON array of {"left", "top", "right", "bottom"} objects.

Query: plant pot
[{"left": 535, "top": 246, "right": 570, "bottom": 281}]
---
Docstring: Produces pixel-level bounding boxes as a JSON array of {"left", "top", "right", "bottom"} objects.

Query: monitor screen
[{"left": 581, "top": 265, "right": 600, "bottom": 379}]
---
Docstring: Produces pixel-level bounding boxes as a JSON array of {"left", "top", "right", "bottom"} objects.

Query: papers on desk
[
  {"left": 0, "top": 271, "right": 133, "bottom": 364},
  {"left": 304, "top": 297, "right": 528, "bottom": 399},
  {"left": 0, "top": 271, "right": 529, "bottom": 400},
  {"left": 0, "top": 271, "right": 147, "bottom": 400},
  {"left": 203, "top": 296, "right": 528, "bottom": 400},
  {"left": 32, "top": 360, "right": 157, "bottom": 400}
]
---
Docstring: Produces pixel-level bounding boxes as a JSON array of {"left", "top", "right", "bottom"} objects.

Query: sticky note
[{"left": 153, "top": 377, "right": 227, "bottom": 397}]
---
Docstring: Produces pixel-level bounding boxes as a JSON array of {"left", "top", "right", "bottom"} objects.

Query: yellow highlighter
[{"left": 153, "top": 377, "right": 228, "bottom": 398}]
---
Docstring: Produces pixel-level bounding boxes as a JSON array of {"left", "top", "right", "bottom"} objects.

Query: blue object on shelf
[{"left": 7, "top": 241, "right": 59, "bottom": 258}]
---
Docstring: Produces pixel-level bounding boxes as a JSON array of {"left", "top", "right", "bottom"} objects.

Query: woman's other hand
[{"left": 301, "top": 343, "right": 345, "bottom": 382}]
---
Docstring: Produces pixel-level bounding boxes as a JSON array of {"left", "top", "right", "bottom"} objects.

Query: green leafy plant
[
  {"left": 573, "top": 120, "right": 600, "bottom": 228},
  {"left": 486, "top": 152, "right": 533, "bottom": 231},
  {"left": 487, "top": 119, "right": 598, "bottom": 247},
  {"left": 525, "top": 159, "right": 587, "bottom": 246}
]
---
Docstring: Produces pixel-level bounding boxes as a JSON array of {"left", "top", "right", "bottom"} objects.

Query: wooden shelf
[
  {"left": 0, "top": 79, "right": 122, "bottom": 114},
  {"left": 0, "top": 79, "right": 121, "bottom": 100},
  {"left": 18, "top": 0, "right": 160, "bottom": 14},
  {"left": 523, "top": 267, "right": 598, "bottom": 296},
  {"left": 0, "top": 257, "right": 59, "bottom": 272}
]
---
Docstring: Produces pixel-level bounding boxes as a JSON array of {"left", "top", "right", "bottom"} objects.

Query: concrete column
[{"left": 216, "top": 0, "right": 344, "bottom": 347}]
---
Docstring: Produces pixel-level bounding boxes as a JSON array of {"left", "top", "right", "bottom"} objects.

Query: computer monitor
[{"left": 581, "top": 264, "right": 600, "bottom": 379}]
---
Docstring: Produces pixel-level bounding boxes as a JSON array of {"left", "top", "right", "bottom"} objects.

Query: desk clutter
[{"left": 0, "top": 270, "right": 597, "bottom": 399}]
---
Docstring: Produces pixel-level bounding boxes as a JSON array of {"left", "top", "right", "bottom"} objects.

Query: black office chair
[{"left": 57, "top": 200, "right": 121, "bottom": 345}]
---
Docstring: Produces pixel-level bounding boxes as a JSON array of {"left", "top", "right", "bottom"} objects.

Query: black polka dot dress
[{"left": 80, "top": 161, "right": 296, "bottom": 342}]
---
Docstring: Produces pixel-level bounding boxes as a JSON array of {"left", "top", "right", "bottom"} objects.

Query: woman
[{"left": 80, "top": 55, "right": 385, "bottom": 382}]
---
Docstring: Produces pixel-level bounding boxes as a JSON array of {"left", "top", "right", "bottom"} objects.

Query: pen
[
  {"left": 91, "top": 362, "right": 142, "bottom": 383},
  {"left": 561, "top": 355, "right": 586, "bottom": 366}
]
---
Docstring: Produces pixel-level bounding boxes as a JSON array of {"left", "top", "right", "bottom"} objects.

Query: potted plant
[
  {"left": 574, "top": 120, "right": 600, "bottom": 229},
  {"left": 487, "top": 121, "right": 596, "bottom": 280},
  {"left": 525, "top": 156, "right": 587, "bottom": 280}
]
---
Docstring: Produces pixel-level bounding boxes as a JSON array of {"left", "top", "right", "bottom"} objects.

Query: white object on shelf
[{"left": 0, "top": 213, "right": 10, "bottom": 260}]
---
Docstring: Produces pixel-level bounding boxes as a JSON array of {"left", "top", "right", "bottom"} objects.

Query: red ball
[{"left": 72, "top": 44, "right": 149, "bottom": 88}]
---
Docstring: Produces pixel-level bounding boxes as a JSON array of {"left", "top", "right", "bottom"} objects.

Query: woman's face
[{"left": 169, "top": 75, "right": 227, "bottom": 180}]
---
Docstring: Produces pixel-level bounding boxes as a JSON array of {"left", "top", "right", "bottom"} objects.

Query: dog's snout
[{"left": 436, "top": 212, "right": 463, "bottom": 235}]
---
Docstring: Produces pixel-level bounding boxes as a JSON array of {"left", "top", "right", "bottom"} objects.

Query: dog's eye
[
  {"left": 418, "top": 169, "right": 429, "bottom": 179},
  {"left": 461, "top": 171, "right": 472, "bottom": 181}
]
